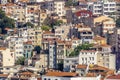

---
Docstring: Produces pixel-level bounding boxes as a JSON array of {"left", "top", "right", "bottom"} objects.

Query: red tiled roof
[
  {"left": 24, "top": 41, "right": 32, "bottom": 45},
  {"left": 106, "top": 74, "right": 120, "bottom": 79},
  {"left": 0, "top": 74, "right": 8, "bottom": 77},
  {"left": 75, "top": 10, "right": 92, "bottom": 17},
  {"left": 45, "top": 71, "right": 78, "bottom": 77}
]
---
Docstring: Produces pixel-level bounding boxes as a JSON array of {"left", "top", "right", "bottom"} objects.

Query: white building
[
  {"left": 103, "top": 1, "right": 116, "bottom": 17},
  {"left": 79, "top": 50, "right": 98, "bottom": 65},
  {"left": 7, "top": 37, "right": 24, "bottom": 59},
  {"left": 0, "top": 0, "right": 7, "bottom": 4},
  {"left": 42, "top": 71, "right": 101, "bottom": 80},
  {"left": 87, "top": 0, "right": 116, "bottom": 17},
  {"left": 89, "top": 1, "right": 103, "bottom": 16},
  {"left": 54, "top": 0, "right": 66, "bottom": 17},
  {"left": 64, "top": 57, "right": 78, "bottom": 71}
]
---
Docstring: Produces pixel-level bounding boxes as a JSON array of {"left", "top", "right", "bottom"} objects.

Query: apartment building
[
  {"left": 54, "top": 24, "right": 72, "bottom": 39},
  {"left": 45, "top": 0, "right": 66, "bottom": 17},
  {"left": 93, "top": 16, "right": 115, "bottom": 37},
  {"left": 64, "top": 46, "right": 116, "bottom": 70},
  {"left": 79, "top": 0, "right": 116, "bottom": 17},
  {"left": 0, "top": 48, "right": 15, "bottom": 67},
  {"left": 79, "top": 50, "right": 98, "bottom": 65},
  {"left": 34, "top": 27, "right": 42, "bottom": 46},
  {"left": 25, "top": 4, "right": 40, "bottom": 26},
  {"left": 103, "top": 1, "right": 116, "bottom": 17},
  {"left": 64, "top": 57, "right": 79, "bottom": 72},
  {"left": 54, "top": 0, "right": 66, "bottom": 17},
  {"left": 115, "top": 0, "right": 120, "bottom": 18},
  {"left": 0, "top": 0, "right": 7, "bottom": 4},
  {"left": 23, "top": 41, "right": 34, "bottom": 58},
  {"left": 56, "top": 40, "right": 66, "bottom": 64},
  {"left": 71, "top": 24, "right": 94, "bottom": 42},
  {"left": 89, "top": 1, "right": 103, "bottom": 16},
  {"left": 48, "top": 41, "right": 57, "bottom": 69},
  {"left": 7, "top": 37, "right": 24, "bottom": 59}
]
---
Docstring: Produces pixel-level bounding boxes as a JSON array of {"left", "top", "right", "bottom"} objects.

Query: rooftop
[
  {"left": 106, "top": 74, "right": 120, "bottom": 79},
  {"left": 45, "top": 71, "right": 78, "bottom": 77}
]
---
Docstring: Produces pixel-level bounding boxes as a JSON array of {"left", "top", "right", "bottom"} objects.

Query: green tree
[
  {"left": 54, "top": 20, "right": 63, "bottom": 26},
  {"left": 116, "top": 18, "right": 120, "bottom": 27},
  {"left": 15, "top": 57, "right": 25, "bottom": 65},
  {"left": 0, "top": 9, "right": 15, "bottom": 34},
  {"left": 41, "top": 25, "right": 51, "bottom": 31},
  {"left": 33, "top": 46, "right": 42, "bottom": 54},
  {"left": 69, "top": 43, "right": 93, "bottom": 57},
  {"left": 65, "top": 0, "right": 73, "bottom": 6}
]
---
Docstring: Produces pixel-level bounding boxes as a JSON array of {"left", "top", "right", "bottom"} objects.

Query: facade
[
  {"left": 48, "top": 41, "right": 57, "bottom": 69},
  {"left": 23, "top": 41, "right": 34, "bottom": 58},
  {"left": 54, "top": 0, "right": 66, "bottom": 17},
  {"left": 93, "top": 16, "right": 115, "bottom": 37},
  {"left": 0, "top": 48, "right": 15, "bottom": 67},
  {"left": 0, "top": 0, "right": 7, "bottom": 4},
  {"left": 64, "top": 57, "right": 79, "bottom": 72},
  {"left": 79, "top": 50, "right": 98, "bottom": 65},
  {"left": 7, "top": 37, "right": 24, "bottom": 59}
]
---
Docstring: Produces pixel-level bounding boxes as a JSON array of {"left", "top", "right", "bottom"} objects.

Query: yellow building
[
  {"left": 93, "top": 35, "right": 107, "bottom": 45},
  {"left": 27, "top": 27, "right": 42, "bottom": 46},
  {"left": 34, "top": 27, "right": 42, "bottom": 46},
  {"left": 40, "top": 11, "right": 47, "bottom": 26}
]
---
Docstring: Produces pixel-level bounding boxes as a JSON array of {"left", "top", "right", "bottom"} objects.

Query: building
[
  {"left": 70, "top": 48, "right": 116, "bottom": 70},
  {"left": 7, "top": 37, "right": 24, "bottom": 59},
  {"left": 42, "top": 71, "right": 101, "bottom": 80},
  {"left": 48, "top": 41, "right": 57, "bottom": 69},
  {"left": 64, "top": 57, "right": 79, "bottom": 72},
  {"left": 93, "top": 35, "right": 107, "bottom": 45},
  {"left": 54, "top": 0, "right": 66, "bottom": 17},
  {"left": 93, "top": 16, "right": 115, "bottom": 37},
  {"left": 79, "top": 50, "right": 98, "bottom": 65},
  {"left": 0, "top": 48, "right": 15, "bottom": 67},
  {"left": 23, "top": 41, "right": 34, "bottom": 58},
  {"left": 0, "top": 0, "right": 7, "bottom": 4},
  {"left": 76, "top": 64, "right": 114, "bottom": 78}
]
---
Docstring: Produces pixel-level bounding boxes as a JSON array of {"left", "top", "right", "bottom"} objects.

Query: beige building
[
  {"left": 27, "top": 27, "right": 42, "bottom": 46},
  {"left": 0, "top": 47, "right": 15, "bottom": 67},
  {"left": 93, "top": 16, "right": 116, "bottom": 36},
  {"left": 34, "top": 53, "right": 48, "bottom": 71},
  {"left": 55, "top": 24, "right": 72, "bottom": 39}
]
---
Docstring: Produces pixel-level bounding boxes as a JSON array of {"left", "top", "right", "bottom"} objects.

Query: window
[
  {"left": 48, "top": 78, "right": 50, "bottom": 80},
  {"left": 66, "top": 60, "right": 69, "bottom": 63},
  {"left": 44, "top": 78, "right": 46, "bottom": 80}
]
